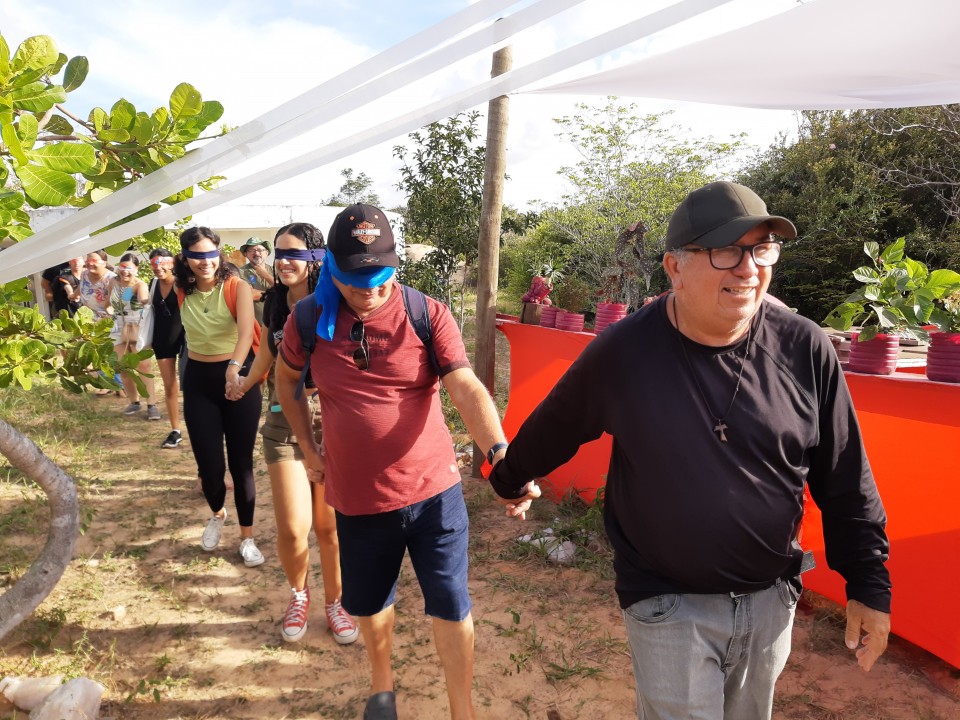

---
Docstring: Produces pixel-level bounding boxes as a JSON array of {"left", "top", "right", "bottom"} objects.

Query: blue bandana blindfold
[
  {"left": 182, "top": 248, "right": 221, "bottom": 260},
  {"left": 313, "top": 252, "right": 395, "bottom": 342},
  {"left": 275, "top": 248, "right": 327, "bottom": 262}
]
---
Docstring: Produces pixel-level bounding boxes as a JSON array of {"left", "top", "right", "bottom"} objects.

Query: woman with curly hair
[
  {"left": 229, "top": 222, "right": 357, "bottom": 645},
  {"left": 175, "top": 226, "right": 264, "bottom": 568}
]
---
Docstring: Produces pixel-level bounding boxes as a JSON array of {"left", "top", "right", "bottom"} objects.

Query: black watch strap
[{"left": 486, "top": 441, "right": 508, "bottom": 465}]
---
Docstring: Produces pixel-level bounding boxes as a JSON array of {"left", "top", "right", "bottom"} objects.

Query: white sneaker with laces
[
  {"left": 325, "top": 598, "right": 359, "bottom": 645},
  {"left": 201, "top": 510, "right": 226, "bottom": 551},
  {"left": 282, "top": 587, "right": 310, "bottom": 642},
  {"left": 239, "top": 537, "right": 264, "bottom": 568}
]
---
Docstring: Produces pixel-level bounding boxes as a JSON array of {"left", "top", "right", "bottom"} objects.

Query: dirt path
[{"left": 1, "top": 391, "right": 959, "bottom": 719}]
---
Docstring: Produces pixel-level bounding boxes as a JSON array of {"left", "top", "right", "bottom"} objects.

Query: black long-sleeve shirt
[{"left": 490, "top": 296, "right": 891, "bottom": 612}]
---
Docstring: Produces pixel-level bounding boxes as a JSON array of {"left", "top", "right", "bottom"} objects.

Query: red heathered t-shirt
[{"left": 279, "top": 282, "right": 471, "bottom": 515}]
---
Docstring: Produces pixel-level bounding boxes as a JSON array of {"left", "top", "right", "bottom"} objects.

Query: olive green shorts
[{"left": 260, "top": 400, "right": 322, "bottom": 466}]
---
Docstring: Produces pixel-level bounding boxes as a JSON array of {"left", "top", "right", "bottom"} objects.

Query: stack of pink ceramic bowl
[
  {"left": 539, "top": 305, "right": 559, "bottom": 328},
  {"left": 594, "top": 302, "right": 627, "bottom": 333},
  {"left": 555, "top": 311, "right": 585, "bottom": 332}
]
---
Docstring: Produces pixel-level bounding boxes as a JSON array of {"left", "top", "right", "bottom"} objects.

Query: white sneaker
[
  {"left": 239, "top": 537, "right": 264, "bottom": 568},
  {"left": 201, "top": 510, "right": 226, "bottom": 551}
]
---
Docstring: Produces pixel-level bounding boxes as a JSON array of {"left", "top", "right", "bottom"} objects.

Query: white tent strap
[
  {"left": 0, "top": 0, "right": 736, "bottom": 284},
  {"left": 0, "top": 0, "right": 533, "bottom": 271}
]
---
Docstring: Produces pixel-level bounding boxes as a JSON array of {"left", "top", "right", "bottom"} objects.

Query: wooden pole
[{"left": 472, "top": 43, "right": 513, "bottom": 478}]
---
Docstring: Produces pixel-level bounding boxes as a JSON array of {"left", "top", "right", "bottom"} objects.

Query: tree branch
[{"left": 0, "top": 418, "right": 79, "bottom": 642}]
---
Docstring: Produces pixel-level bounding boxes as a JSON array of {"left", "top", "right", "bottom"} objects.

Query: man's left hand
[
  {"left": 495, "top": 481, "right": 541, "bottom": 521},
  {"left": 844, "top": 599, "right": 890, "bottom": 671}
]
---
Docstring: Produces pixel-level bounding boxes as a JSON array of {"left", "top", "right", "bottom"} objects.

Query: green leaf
[
  {"left": 105, "top": 238, "right": 133, "bottom": 256},
  {"left": 851, "top": 266, "right": 879, "bottom": 284},
  {"left": 99, "top": 128, "right": 131, "bottom": 143},
  {"left": 2, "top": 121, "right": 28, "bottom": 164},
  {"left": 62, "top": 56, "right": 89, "bottom": 92},
  {"left": 0, "top": 191, "right": 24, "bottom": 211},
  {"left": 872, "top": 305, "right": 901, "bottom": 329},
  {"left": 50, "top": 53, "right": 68, "bottom": 76},
  {"left": 9, "top": 82, "right": 67, "bottom": 112},
  {"left": 194, "top": 100, "right": 223, "bottom": 129},
  {"left": 926, "top": 269, "right": 960, "bottom": 294},
  {"left": 0, "top": 35, "right": 10, "bottom": 81},
  {"left": 170, "top": 82, "right": 201, "bottom": 119},
  {"left": 40, "top": 113, "right": 73, "bottom": 135},
  {"left": 151, "top": 106, "right": 169, "bottom": 131},
  {"left": 26, "top": 141, "right": 97, "bottom": 173},
  {"left": 862, "top": 242, "right": 879, "bottom": 262},
  {"left": 132, "top": 112, "right": 155, "bottom": 145},
  {"left": 879, "top": 237, "right": 905, "bottom": 265},
  {"left": 863, "top": 285, "right": 881, "bottom": 302},
  {"left": 11, "top": 36, "right": 59, "bottom": 73},
  {"left": 16, "top": 113, "right": 38, "bottom": 148},
  {"left": 90, "top": 186, "right": 114, "bottom": 202},
  {"left": 90, "top": 107, "right": 107, "bottom": 133},
  {"left": 16, "top": 164, "right": 76, "bottom": 205},
  {"left": 857, "top": 326, "right": 878, "bottom": 343},
  {"left": 110, "top": 98, "right": 136, "bottom": 131}
]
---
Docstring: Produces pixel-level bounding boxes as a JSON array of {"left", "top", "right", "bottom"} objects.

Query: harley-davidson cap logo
[{"left": 352, "top": 221, "right": 380, "bottom": 245}]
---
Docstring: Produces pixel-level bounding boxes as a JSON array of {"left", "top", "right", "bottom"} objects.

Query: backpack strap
[
  {"left": 401, "top": 284, "right": 441, "bottom": 377},
  {"left": 222, "top": 276, "right": 261, "bottom": 355},
  {"left": 293, "top": 294, "right": 319, "bottom": 400}
]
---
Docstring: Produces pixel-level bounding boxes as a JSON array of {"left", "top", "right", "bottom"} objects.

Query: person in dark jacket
[{"left": 488, "top": 181, "right": 891, "bottom": 720}]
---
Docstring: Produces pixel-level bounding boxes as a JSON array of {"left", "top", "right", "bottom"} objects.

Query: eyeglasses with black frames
[
  {"left": 681, "top": 241, "right": 782, "bottom": 270},
  {"left": 350, "top": 320, "right": 370, "bottom": 371}
]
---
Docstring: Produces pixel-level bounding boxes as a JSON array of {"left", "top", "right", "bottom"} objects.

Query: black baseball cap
[
  {"left": 665, "top": 181, "right": 796, "bottom": 250},
  {"left": 327, "top": 204, "right": 399, "bottom": 272}
]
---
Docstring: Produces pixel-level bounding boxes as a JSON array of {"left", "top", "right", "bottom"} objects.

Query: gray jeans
[{"left": 622, "top": 580, "right": 799, "bottom": 720}]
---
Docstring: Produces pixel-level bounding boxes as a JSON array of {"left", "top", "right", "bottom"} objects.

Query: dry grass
[{"left": 2, "top": 341, "right": 960, "bottom": 718}]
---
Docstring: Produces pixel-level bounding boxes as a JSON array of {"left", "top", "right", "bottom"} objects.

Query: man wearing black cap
[
  {"left": 488, "top": 182, "right": 891, "bottom": 719},
  {"left": 275, "top": 204, "right": 532, "bottom": 720}
]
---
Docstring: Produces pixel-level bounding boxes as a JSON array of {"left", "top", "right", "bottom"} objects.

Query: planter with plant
[
  {"left": 520, "top": 261, "right": 563, "bottom": 325},
  {"left": 925, "top": 284, "right": 960, "bottom": 382},
  {"left": 823, "top": 238, "right": 932, "bottom": 375}
]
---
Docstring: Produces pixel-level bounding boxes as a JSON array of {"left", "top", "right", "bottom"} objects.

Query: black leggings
[{"left": 183, "top": 357, "right": 262, "bottom": 527}]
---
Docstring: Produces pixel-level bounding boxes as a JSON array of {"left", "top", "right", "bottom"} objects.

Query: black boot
[{"left": 363, "top": 691, "right": 397, "bottom": 720}]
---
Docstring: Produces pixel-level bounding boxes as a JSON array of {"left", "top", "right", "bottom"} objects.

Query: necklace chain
[{"left": 672, "top": 295, "right": 752, "bottom": 443}]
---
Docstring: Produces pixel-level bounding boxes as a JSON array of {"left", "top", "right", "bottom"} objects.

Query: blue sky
[{"left": 2, "top": 0, "right": 804, "bottom": 210}]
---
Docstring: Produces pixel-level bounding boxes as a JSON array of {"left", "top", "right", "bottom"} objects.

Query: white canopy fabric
[
  {"left": 534, "top": 0, "right": 960, "bottom": 110},
  {"left": 1, "top": 0, "right": 735, "bottom": 283},
  {"left": 3, "top": 0, "right": 957, "bottom": 284}
]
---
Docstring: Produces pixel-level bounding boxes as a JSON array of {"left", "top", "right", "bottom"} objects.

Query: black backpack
[{"left": 292, "top": 284, "right": 441, "bottom": 399}]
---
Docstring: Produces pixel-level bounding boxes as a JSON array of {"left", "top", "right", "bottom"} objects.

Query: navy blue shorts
[{"left": 336, "top": 483, "right": 471, "bottom": 622}]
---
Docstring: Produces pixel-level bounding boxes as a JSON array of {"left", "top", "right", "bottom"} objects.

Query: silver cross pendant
[{"left": 714, "top": 421, "right": 728, "bottom": 442}]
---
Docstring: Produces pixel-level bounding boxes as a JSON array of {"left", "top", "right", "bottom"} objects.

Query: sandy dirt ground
[{"left": 1, "top": 394, "right": 959, "bottom": 719}]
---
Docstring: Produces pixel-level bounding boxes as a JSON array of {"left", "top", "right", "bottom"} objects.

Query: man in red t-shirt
[{"left": 276, "top": 204, "right": 538, "bottom": 720}]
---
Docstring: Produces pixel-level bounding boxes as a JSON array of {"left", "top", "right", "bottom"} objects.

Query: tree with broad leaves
[
  {"left": 0, "top": 31, "right": 225, "bottom": 641},
  {"left": 393, "top": 112, "right": 486, "bottom": 322},
  {"left": 539, "top": 99, "right": 744, "bottom": 309}
]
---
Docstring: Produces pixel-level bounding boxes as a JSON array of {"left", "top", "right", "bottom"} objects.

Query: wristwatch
[
  {"left": 486, "top": 441, "right": 508, "bottom": 465},
  {"left": 227, "top": 360, "right": 241, "bottom": 368}
]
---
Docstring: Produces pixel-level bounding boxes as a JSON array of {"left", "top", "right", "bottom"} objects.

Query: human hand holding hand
[
  {"left": 224, "top": 369, "right": 243, "bottom": 400},
  {"left": 301, "top": 442, "right": 327, "bottom": 484},
  {"left": 225, "top": 376, "right": 246, "bottom": 401},
  {"left": 496, "top": 481, "right": 541, "bottom": 521},
  {"left": 844, "top": 599, "right": 890, "bottom": 672}
]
